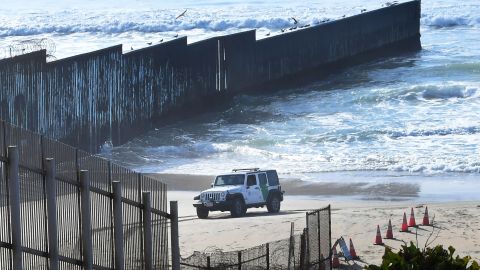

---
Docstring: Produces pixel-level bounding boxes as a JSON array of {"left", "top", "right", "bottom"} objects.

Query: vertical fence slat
[
  {"left": 113, "top": 181, "right": 124, "bottom": 270},
  {"left": 7, "top": 146, "right": 22, "bottom": 270},
  {"left": 170, "top": 201, "right": 180, "bottom": 270},
  {"left": 79, "top": 170, "right": 93, "bottom": 269},
  {"left": 142, "top": 192, "right": 152, "bottom": 270},
  {"left": 45, "top": 158, "right": 59, "bottom": 270}
]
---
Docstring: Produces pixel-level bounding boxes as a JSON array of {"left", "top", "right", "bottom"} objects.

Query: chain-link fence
[
  {"left": 306, "top": 205, "right": 332, "bottom": 270},
  {"left": 181, "top": 205, "right": 331, "bottom": 270}
]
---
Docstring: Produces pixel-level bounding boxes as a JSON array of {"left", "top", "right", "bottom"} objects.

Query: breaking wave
[{"left": 422, "top": 14, "right": 480, "bottom": 28}]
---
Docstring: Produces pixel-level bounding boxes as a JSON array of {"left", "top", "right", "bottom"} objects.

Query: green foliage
[{"left": 365, "top": 242, "right": 480, "bottom": 270}]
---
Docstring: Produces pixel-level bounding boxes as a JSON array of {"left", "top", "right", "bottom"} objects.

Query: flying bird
[
  {"left": 176, "top": 9, "right": 187, "bottom": 20},
  {"left": 291, "top": 17, "right": 298, "bottom": 24}
]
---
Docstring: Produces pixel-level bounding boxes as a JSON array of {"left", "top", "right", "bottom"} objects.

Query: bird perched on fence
[
  {"left": 291, "top": 17, "right": 298, "bottom": 24},
  {"left": 130, "top": 46, "right": 134, "bottom": 51},
  {"left": 147, "top": 42, "right": 152, "bottom": 45},
  {"left": 174, "top": 33, "right": 179, "bottom": 38},
  {"left": 280, "top": 28, "right": 285, "bottom": 33},
  {"left": 159, "top": 39, "right": 164, "bottom": 43},
  {"left": 265, "top": 32, "right": 270, "bottom": 36},
  {"left": 361, "top": 8, "right": 367, "bottom": 13},
  {"left": 176, "top": 9, "right": 187, "bottom": 20}
]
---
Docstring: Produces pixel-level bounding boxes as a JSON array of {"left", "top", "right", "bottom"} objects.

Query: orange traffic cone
[
  {"left": 408, "top": 207, "right": 416, "bottom": 227},
  {"left": 349, "top": 238, "right": 359, "bottom": 259},
  {"left": 422, "top": 206, "right": 430, "bottom": 226},
  {"left": 332, "top": 247, "right": 340, "bottom": 268},
  {"left": 374, "top": 225, "right": 383, "bottom": 245},
  {"left": 400, "top": 212, "right": 409, "bottom": 232},
  {"left": 385, "top": 219, "right": 394, "bottom": 239}
]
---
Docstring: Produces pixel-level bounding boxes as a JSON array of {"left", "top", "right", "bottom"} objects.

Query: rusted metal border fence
[
  {"left": 0, "top": 120, "right": 180, "bottom": 270},
  {"left": 0, "top": 1, "right": 421, "bottom": 153}
]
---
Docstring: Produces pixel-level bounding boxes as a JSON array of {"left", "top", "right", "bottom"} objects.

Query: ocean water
[{"left": 2, "top": 0, "right": 480, "bottom": 200}]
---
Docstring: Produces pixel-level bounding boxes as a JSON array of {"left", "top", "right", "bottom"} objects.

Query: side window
[
  {"left": 258, "top": 173, "right": 267, "bottom": 186},
  {"left": 247, "top": 175, "right": 257, "bottom": 186},
  {"left": 266, "top": 170, "right": 279, "bottom": 186}
]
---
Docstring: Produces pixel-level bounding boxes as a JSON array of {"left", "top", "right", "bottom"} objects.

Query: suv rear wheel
[
  {"left": 196, "top": 206, "right": 209, "bottom": 219},
  {"left": 267, "top": 195, "right": 281, "bottom": 213},
  {"left": 230, "top": 198, "right": 246, "bottom": 217}
]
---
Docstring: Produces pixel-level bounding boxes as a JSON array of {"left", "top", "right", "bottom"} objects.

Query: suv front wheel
[
  {"left": 267, "top": 196, "right": 281, "bottom": 213},
  {"left": 196, "top": 206, "right": 209, "bottom": 219},
  {"left": 230, "top": 198, "right": 246, "bottom": 217}
]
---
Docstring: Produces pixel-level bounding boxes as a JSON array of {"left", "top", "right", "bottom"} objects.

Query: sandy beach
[{"left": 149, "top": 174, "right": 480, "bottom": 267}]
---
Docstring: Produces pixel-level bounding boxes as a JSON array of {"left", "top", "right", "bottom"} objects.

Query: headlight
[
  {"left": 200, "top": 193, "right": 206, "bottom": 200},
  {"left": 220, "top": 192, "right": 226, "bottom": 200}
]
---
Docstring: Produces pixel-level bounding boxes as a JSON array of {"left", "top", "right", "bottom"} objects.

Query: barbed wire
[{"left": 1, "top": 38, "right": 56, "bottom": 60}]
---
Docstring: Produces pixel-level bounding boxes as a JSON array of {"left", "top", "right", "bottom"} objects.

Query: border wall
[{"left": 0, "top": 1, "right": 421, "bottom": 152}]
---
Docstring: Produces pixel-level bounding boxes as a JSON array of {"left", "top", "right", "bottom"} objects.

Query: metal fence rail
[{"left": 0, "top": 120, "right": 177, "bottom": 270}]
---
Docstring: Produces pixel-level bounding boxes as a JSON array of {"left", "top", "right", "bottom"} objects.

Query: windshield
[{"left": 214, "top": 174, "right": 244, "bottom": 186}]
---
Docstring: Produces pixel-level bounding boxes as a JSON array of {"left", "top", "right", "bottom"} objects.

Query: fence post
[
  {"left": 113, "top": 181, "right": 124, "bottom": 270},
  {"left": 207, "top": 256, "right": 211, "bottom": 269},
  {"left": 170, "top": 201, "right": 180, "bottom": 270},
  {"left": 237, "top": 251, "right": 242, "bottom": 270},
  {"left": 45, "top": 158, "right": 59, "bottom": 270},
  {"left": 328, "top": 205, "right": 332, "bottom": 270},
  {"left": 317, "top": 211, "right": 321, "bottom": 264},
  {"left": 143, "top": 192, "right": 153, "bottom": 270},
  {"left": 7, "top": 146, "right": 23, "bottom": 270},
  {"left": 80, "top": 170, "right": 93, "bottom": 269},
  {"left": 300, "top": 228, "right": 307, "bottom": 270},
  {"left": 266, "top": 243, "right": 270, "bottom": 270}
]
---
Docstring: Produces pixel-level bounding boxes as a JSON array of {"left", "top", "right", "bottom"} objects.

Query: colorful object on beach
[
  {"left": 374, "top": 225, "right": 383, "bottom": 245},
  {"left": 332, "top": 247, "right": 340, "bottom": 268},
  {"left": 349, "top": 238, "right": 359, "bottom": 259},
  {"left": 385, "top": 219, "right": 394, "bottom": 239},
  {"left": 422, "top": 206, "right": 430, "bottom": 226},
  {"left": 401, "top": 212, "right": 409, "bottom": 232},
  {"left": 408, "top": 207, "right": 416, "bottom": 227}
]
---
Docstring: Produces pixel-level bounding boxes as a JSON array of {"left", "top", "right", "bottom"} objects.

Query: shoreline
[{"left": 147, "top": 173, "right": 480, "bottom": 202}]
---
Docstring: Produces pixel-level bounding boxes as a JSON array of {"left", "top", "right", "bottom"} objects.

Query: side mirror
[
  {"left": 211, "top": 183, "right": 214, "bottom": 188},
  {"left": 246, "top": 186, "right": 250, "bottom": 189}
]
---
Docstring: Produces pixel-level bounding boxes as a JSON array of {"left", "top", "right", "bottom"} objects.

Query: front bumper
[{"left": 193, "top": 200, "right": 233, "bottom": 211}]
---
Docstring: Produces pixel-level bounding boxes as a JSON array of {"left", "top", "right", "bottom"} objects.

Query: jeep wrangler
[{"left": 193, "top": 168, "right": 284, "bottom": 218}]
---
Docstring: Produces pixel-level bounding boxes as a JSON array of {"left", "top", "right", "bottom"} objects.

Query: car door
[{"left": 244, "top": 174, "right": 263, "bottom": 204}]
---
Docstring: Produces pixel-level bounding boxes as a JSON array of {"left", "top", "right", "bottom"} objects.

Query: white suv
[{"left": 193, "top": 168, "right": 284, "bottom": 218}]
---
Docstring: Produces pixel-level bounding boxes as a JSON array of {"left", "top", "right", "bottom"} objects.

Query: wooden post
[
  {"left": 80, "top": 170, "right": 93, "bottom": 269},
  {"left": 170, "top": 201, "right": 180, "bottom": 270},
  {"left": 207, "top": 256, "right": 211, "bottom": 269},
  {"left": 45, "top": 158, "right": 59, "bottom": 270},
  {"left": 112, "top": 181, "right": 124, "bottom": 270},
  {"left": 266, "top": 243, "right": 270, "bottom": 270},
  {"left": 7, "top": 146, "right": 23, "bottom": 270},
  {"left": 237, "top": 251, "right": 242, "bottom": 270},
  {"left": 300, "top": 228, "right": 307, "bottom": 270},
  {"left": 143, "top": 192, "right": 153, "bottom": 270}
]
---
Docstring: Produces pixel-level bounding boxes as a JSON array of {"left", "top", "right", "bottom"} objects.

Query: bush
[{"left": 365, "top": 242, "right": 479, "bottom": 270}]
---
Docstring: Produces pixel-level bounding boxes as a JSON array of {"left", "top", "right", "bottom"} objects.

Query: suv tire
[
  {"left": 267, "top": 195, "right": 281, "bottom": 213},
  {"left": 196, "top": 206, "right": 209, "bottom": 219},
  {"left": 230, "top": 198, "right": 246, "bottom": 217}
]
